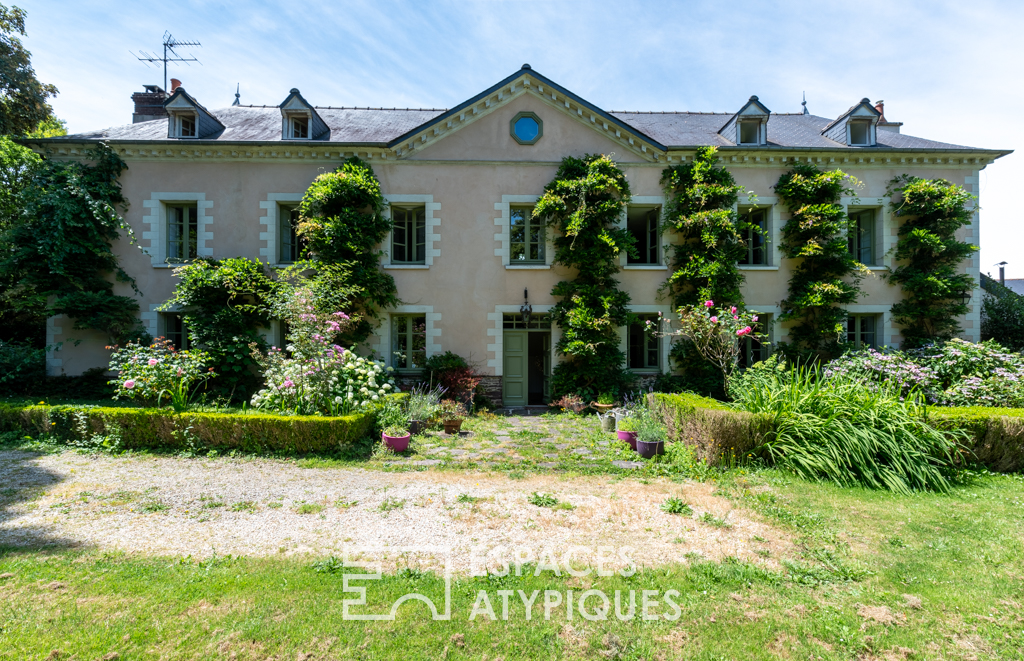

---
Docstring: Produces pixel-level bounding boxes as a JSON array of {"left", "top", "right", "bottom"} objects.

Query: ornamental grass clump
[
  {"left": 108, "top": 338, "right": 216, "bottom": 412},
  {"left": 731, "top": 360, "right": 962, "bottom": 494},
  {"left": 249, "top": 289, "right": 394, "bottom": 416}
]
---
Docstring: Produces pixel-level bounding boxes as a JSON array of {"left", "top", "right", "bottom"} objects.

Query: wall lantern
[
  {"left": 960, "top": 290, "right": 973, "bottom": 307},
  {"left": 520, "top": 288, "right": 532, "bottom": 325}
]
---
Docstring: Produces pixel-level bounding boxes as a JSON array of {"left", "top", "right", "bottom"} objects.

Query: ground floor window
[
  {"left": 846, "top": 314, "right": 878, "bottom": 350},
  {"left": 738, "top": 314, "right": 772, "bottom": 367},
  {"left": 164, "top": 313, "right": 189, "bottom": 350},
  {"left": 628, "top": 314, "right": 660, "bottom": 370},
  {"left": 502, "top": 313, "right": 550, "bottom": 329},
  {"left": 392, "top": 315, "right": 426, "bottom": 370}
]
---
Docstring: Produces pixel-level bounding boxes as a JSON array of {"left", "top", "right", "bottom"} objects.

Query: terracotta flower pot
[
  {"left": 635, "top": 439, "right": 665, "bottom": 459},
  {"left": 591, "top": 402, "right": 615, "bottom": 413},
  {"left": 381, "top": 431, "right": 411, "bottom": 452},
  {"left": 443, "top": 419, "right": 463, "bottom": 435},
  {"left": 616, "top": 430, "right": 638, "bottom": 450}
]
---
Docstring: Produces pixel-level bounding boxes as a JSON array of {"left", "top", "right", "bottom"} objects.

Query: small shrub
[
  {"left": 552, "top": 394, "right": 586, "bottom": 414},
  {"left": 660, "top": 497, "right": 693, "bottom": 515},
  {"left": 407, "top": 382, "right": 444, "bottom": 422},
  {"left": 424, "top": 351, "right": 480, "bottom": 404}
]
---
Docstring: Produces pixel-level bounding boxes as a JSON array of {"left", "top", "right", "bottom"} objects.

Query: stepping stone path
[
  {"left": 413, "top": 460, "right": 444, "bottom": 467},
  {"left": 611, "top": 460, "right": 644, "bottom": 469},
  {"left": 572, "top": 448, "right": 592, "bottom": 455}
]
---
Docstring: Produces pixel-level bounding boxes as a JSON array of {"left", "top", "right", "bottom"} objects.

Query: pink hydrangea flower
[
  {"left": 704, "top": 300, "right": 714, "bottom": 308},
  {"left": 752, "top": 315, "right": 759, "bottom": 322},
  {"left": 710, "top": 316, "right": 718, "bottom": 323},
  {"left": 148, "top": 358, "right": 159, "bottom": 366},
  {"left": 124, "top": 379, "right": 135, "bottom": 389},
  {"left": 283, "top": 380, "right": 294, "bottom": 388}
]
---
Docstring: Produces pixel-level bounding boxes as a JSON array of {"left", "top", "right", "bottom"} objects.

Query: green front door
[{"left": 503, "top": 331, "right": 527, "bottom": 407}]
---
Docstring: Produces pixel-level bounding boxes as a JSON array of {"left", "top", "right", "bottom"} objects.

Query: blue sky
[{"left": 17, "top": 0, "right": 1024, "bottom": 277}]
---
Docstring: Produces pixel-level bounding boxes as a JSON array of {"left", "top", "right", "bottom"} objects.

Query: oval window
[{"left": 510, "top": 112, "right": 542, "bottom": 144}]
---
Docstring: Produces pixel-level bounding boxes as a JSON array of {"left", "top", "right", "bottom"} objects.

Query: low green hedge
[
  {"left": 928, "top": 406, "right": 1024, "bottom": 473},
  {"left": 649, "top": 392, "right": 771, "bottom": 465},
  {"left": 0, "top": 394, "right": 407, "bottom": 454}
]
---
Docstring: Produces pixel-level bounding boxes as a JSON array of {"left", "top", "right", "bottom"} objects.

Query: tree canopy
[{"left": 0, "top": 3, "right": 58, "bottom": 137}]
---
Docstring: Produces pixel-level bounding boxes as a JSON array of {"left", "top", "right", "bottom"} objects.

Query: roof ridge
[
  {"left": 234, "top": 105, "right": 448, "bottom": 111},
  {"left": 610, "top": 110, "right": 812, "bottom": 116}
]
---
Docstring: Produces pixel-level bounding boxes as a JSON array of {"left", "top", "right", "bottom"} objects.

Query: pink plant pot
[
  {"left": 617, "top": 430, "right": 638, "bottom": 450},
  {"left": 382, "top": 432, "right": 411, "bottom": 452}
]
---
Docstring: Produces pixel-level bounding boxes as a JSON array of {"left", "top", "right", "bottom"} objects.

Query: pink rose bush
[
  {"left": 249, "top": 289, "right": 394, "bottom": 416},
  {"left": 108, "top": 338, "right": 216, "bottom": 411}
]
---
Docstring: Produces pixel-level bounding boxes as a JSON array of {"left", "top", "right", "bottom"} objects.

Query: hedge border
[
  {"left": 928, "top": 406, "right": 1024, "bottom": 473},
  {"left": 0, "top": 393, "right": 407, "bottom": 454},
  {"left": 649, "top": 392, "right": 770, "bottom": 465}
]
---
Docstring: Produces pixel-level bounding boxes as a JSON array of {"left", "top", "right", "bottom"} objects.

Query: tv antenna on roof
[{"left": 131, "top": 31, "right": 202, "bottom": 93}]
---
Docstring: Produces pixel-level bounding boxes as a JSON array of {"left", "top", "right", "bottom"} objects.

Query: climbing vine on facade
[
  {"left": 886, "top": 175, "right": 976, "bottom": 347},
  {"left": 536, "top": 154, "right": 634, "bottom": 401},
  {"left": 296, "top": 156, "right": 398, "bottom": 344},
  {"left": 774, "top": 164, "right": 862, "bottom": 359},
  {"left": 0, "top": 142, "right": 146, "bottom": 343},
  {"left": 660, "top": 146, "right": 749, "bottom": 308}
]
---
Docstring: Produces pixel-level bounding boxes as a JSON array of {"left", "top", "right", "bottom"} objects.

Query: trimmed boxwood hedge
[
  {"left": 0, "top": 394, "right": 407, "bottom": 454},
  {"left": 928, "top": 406, "right": 1024, "bottom": 473},
  {"left": 649, "top": 392, "right": 771, "bottom": 465}
]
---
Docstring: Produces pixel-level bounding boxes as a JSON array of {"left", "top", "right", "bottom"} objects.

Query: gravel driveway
[{"left": 0, "top": 450, "right": 788, "bottom": 573}]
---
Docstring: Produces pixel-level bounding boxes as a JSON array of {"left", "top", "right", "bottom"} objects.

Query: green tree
[
  {"left": 296, "top": 157, "right": 398, "bottom": 343},
  {"left": 536, "top": 154, "right": 635, "bottom": 401},
  {"left": 981, "top": 275, "right": 1024, "bottom": 351},
  {"left": 0, "top": 3, "right": 58, "bottom": 136},
  {"left": 887, "top": 175, "right": 976, "bottom": 347},
  {"left": 774, "top": 164, "right": 862, "bottom": 359}
]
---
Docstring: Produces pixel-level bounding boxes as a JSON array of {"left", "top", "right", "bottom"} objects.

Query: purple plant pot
[
  {"left": 635, "top": 439, "right": 665, "bottom": 459},
  {"left": 382, "top": 432, "right": 411, "bottom": 452},
  {"left": 616, "top": 430, "right": 638, "bottom": 450}
]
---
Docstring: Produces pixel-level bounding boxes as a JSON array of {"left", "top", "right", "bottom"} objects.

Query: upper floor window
[
  {"left": 849, "top": 121, "right": 871, "bottom": 146},
  {"left": 628, "top": 314, "right": 661, "bottom": 371},
  {"left": 739, "top": 120, "right": 760, "bottom": 145},
  {"left": 739, "top": 208, "right": 768, "bottom": 265},
  {"left": 279, "top": 204, "right": 304, "bottom": 263},
  {"left": 739, "top": 314, "right": 771, "bottom": 367},
  {"left": 392, "top": 206, "right": 426, "bottom": 265},
  {"left": 510, "top": 206, "right": 544, "bottom": 263},
  {"left": 848, "top": 209, "right": 875, "bottom": 265},
  {"left": 167, "top": 203, "right": 198, "bottom": 261},
  {"left": 392, "top": 315, "right": 426, "bottom": 370},
  {"left": 510, "top": 111, "right": 543, "bottom": 145},
  {"left": 847, "top": 314, "right": 878, "bottom": 349},
  {"left": 175, "top": 114, "right": 197, "bottom": 138},
  {"left": 289, "top": 116, "right": 309, "bottom": 139},
  {"left": 626, "top": 206, "right": 660, "bottom": 265}
]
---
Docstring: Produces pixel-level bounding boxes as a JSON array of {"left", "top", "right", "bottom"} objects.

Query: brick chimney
[
  {"left": 131, "top": 84, "right": 168, "bottom": 124},
  {"left": 874, "top": 99, "right": 903, "bottom": 134},
  {"left": 170, "top": 78, "right": 182, "bottom": 92}
]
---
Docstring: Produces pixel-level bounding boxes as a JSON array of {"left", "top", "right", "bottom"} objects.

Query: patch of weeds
[
  {"left": 888, "top": 536, "right": 908, "bottom": 548},
  {"left": 555, "top": 501, "right": 576, "bottom": 511},
  {"left": 108, "top": 490, "right": 139, "bottom": 505},
  {"left": 378, "top": 497, "right": 406, "bottom": 513},
  {"left": 334, "top": 498, "right": 358, "bottom": 509},
  {"left": 528, "top": 492, "right": 559, "bottom": 508},
  {"left": 456, "top": 494, "right": 481, "bottom": 504},
  {"left": 661, "top": 497, "right": 693, "bottom": 516},
  {"left": 507, "top": 471, "right": 525, "bottom": 480},
  {"left": 756, "top": 549, "right": 771, "bottom": 557},
  {"left": 784, "top": 548, "right": 870, "bottom": 585},
  {"left": 699, "top": 512, "right": 731, "bottom": 528},
  {"left": 201, "top": 499, "right": 226, "bottom": 509},
  {"left": 140, "top": 500, "right": 169, "bottom": 513},
  {"left": 671, "top": 537, "right": 684, "bottom": 544},
  {"left": 230, "top": 501, "right": 257, "bottom": 513},
  {"left": 744, "top": 491, "right": 824, "bottom": 531},
  {"left": 398, "top": 567, "right": 425, "bottom": 580},
  {"left": 752, "top": 535, "right": 768, "bottom": 543},
  {"left": 266, "top": 501, "right": 283, "bottom": 509},
  {"left": 295, "top": 502, "right": 324, "bottom": 515}
]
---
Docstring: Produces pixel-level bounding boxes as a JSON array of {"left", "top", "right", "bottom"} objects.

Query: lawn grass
[{"left": 2, "top": 469, "right": 1023, "bottom": 659}]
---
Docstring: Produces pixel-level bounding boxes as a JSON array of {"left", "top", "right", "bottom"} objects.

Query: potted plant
[
  {"left": 616, "top": 415, "right": 639, "bottom": 450},
  {"left": 591, "top": 392, "right": 616, "bottom": 413},
  {"left": 408, "top": 383, "right": 444, "bottom": 435},
  {"left": 439, "top": 399, "right": 467, "bottom": 435},
  {"left": 635, "top": 408, "right": 666, "bottom": 459},
  {"left": 378, "top": 399, "right": 411, "bottom": 452}
]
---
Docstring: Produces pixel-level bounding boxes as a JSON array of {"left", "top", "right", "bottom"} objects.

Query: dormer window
[
  {"left": 849, "top": 121, "right": 870, "bottom": 146},
  {"left": 289, "top": 116, "right": 309, "bottom": 139},
  {"left": 177, "top": 114, "right": 196, "bottom": 138},
  {"left": 739, "top": 121, "right": 760, "bottom": 145}
]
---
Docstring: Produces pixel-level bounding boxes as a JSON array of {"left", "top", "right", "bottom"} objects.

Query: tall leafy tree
[{"left": 0, "top": 3, "right": 58, "bottom": 136}]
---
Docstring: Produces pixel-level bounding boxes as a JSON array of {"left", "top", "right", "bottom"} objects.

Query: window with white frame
[
  {"left": 167, "top": 203, "right": 198, "bottom": 261},
  {"left": 738, "top": 313, "right": 772, "bottom": 367},
  {"left": 739, "top": 120, "right": 760, "bottom": 145},
  {"left": 849, "top": 121, "right": 871, "bottom": 146},
  {"left": 175, "top": 114, "right": 197, "bottom": 138},
  {"left": 739, "top": 208, "right": 768, "bottom": 265},
  {"left": 289, "top": 115, "right": 309, "bottom": 139},
  {"left": 846, "top": 314, "right": 878, "bottom": 349},
  {"left": 392, "top": 315, "right": 426, "bottom": 370},
  {"left": 626, "top": 206, "right": 660, "bottom": 265},
  {"left": 392, "top": 206, "right": 426, "bottom": 264},
  {"left": 628, "top": 314, "right": 661, "bottom": 370},
  {"left": 510, "top": 205, "right": 544, "bottom": 263},
  {"left": 279, "top": 204, "right": 303, "bottom": 263},
  {"left": 848, "top": 209, "right": 875, "bottom": 265},
  {"left": 164, "top": 313, "right": 189, "bottom": 350}
]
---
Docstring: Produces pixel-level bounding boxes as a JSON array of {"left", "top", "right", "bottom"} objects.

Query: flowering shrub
[
  {"left": 108, "top": 338, "right": 215, "bottom": 411},
  {"left": 552, "top": 393, "right": 586, "bottom": 414},
  {"left": 653, "top": 301, "right": 766, "bottom": 398},
  {"left": 824, "top": 339, "right": 1024, "bottom": 408},
  {"left": 249, "top": 289, "right": 394, "bottom": 416},
  {"left": 438, "top": 399, "right": 467, "bottom": 422}
]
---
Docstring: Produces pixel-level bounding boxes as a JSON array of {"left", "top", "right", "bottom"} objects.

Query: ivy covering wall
[
  {"left": 774, "top": 164, "right": 862, "bottom": 359},
  {"left": 296, "top": 156, "right": 398, "bottom": 344},
  {"left": 536, "top": 154, "right": 634, "bottom": 401},
  {"left": 887, "top": 175, "right": 977, "bottom": 347}
]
